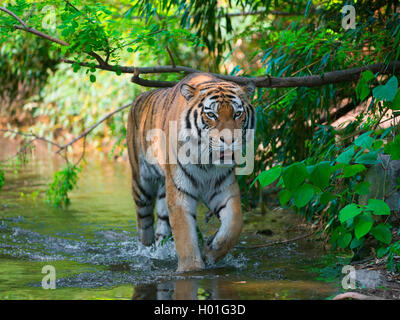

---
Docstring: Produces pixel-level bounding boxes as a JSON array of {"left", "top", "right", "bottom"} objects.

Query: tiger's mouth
[{"left": 219, "top": 150, "right": 233, "bottom": 160}]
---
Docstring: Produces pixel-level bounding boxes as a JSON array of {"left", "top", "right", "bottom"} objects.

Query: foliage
[
  {"left": 46, "top": 163, "right": 81, "bottom": 208},
  {"left": 0, "top": 33, "right": 58, "bottom": 121},
  {"left": 253, "top": 73, "right": 400, "bottom": 270}
]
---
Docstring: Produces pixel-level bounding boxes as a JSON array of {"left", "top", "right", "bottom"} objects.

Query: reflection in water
[
  {"left": 0, "top": 144, "right": 339, "bottom": 299},
  {"left": 132, "top": 277, "right": 338, "bottom": 300},
  {"left": 133, "top": 280, "right": 209, "bottom": 300}
]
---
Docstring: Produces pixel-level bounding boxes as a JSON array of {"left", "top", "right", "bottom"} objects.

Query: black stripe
[
  {"left": 141, "top": 222, "right": 154, "bottom": 230},
  {"left": 138, "top": 210, "right": 153, "bottom": 219},
  {"left": 171, "top": 178, "right": 197, "bottom": 201},
  {"left": 243, "top": 106, "right": 250, "bottom": 129},
  {"left": 214, "top": 168, "right": 234, "bottom": 189},
  {"left": 208, "top": 179, "right": 235, "bottom": 204},
  {"left": 137, "top": 183, "right": 152, "bottom": 200},
  {"left": 185, "top": 107, "right": 192, "bottom": 129},
  {"left": 158, "top": 192, "right": 165, "bottom": 199},
  {"left": 136, "top": 198, "right": 153, "bottom": 208},
  {"left": 157, "top": 215, "right": 169, "bottom": 221},
  {"left": 214, "top": 203, "right": 226, "bottom": 219},
  {"left": 193, "top": 109, "right": 202, "bottom": 138},
  {"left": 178, "top": 160, "right": 199, "bottom": 188}
]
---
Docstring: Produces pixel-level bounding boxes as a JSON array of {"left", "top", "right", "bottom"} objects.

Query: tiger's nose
[{"left": 220, "top": 136, "right": 236, "bottom": 146}]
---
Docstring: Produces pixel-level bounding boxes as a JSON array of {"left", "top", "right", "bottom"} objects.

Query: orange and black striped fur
[{"left": 127, "top": 73, "right": 255, "bottom": 272}]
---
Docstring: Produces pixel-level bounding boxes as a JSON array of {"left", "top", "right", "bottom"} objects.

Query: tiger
[{"left": 126, "top": 72, "right": 256, "bottom": 272}]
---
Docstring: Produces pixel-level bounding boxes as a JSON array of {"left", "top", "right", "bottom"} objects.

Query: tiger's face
[{"left": 180, "top": 80, "right": 256, "bottom": 166}]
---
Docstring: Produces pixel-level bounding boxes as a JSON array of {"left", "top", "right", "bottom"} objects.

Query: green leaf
[
  {"left": 354, "top": 214, "right": 374, "bottom": 239},
  {"left": 372, "top": 140, "right": 383, "bottom": 150},
  {"left": 354, "top": 181, "right": 370, "bottom": 195},
  {"left": 251, "top": 167, "right": 282, "bottom": 188},
  {"left": 350, "top": 237, "right": 364, "bottom": 249},
  {"left": 384, "top": 136, "right": 400, "bottom": 160},
  {"left": 356, "top": 70, "right": 374, "bottom": 101},
  {"left": 89, "top": 74, "right": 96, "bottom": 83},
  {"left": 390, "top": 89, "right": 400, "bottom": 110},
  {"left": 371, "top": 224, "right": 392, "bottom": 244},
  {"left": 354, "top": 132, "right": 374, "bottom": 149},
  {"left": 293, "top": 183, "right": 315, "bottom": 208},
  {"left": 339, "top": 204, "right": 363, "bottom": 223},
  {"left": 320, "top": 192, "right": 336, "bottom": 205},
  {"left": 336, "top": 147, "right": 355, "bottom": 164},
  {"left": 342, "top": 164, "right": 366, "bottom": 178},
  {"left": 338, "top": 232, "right": 352, "bottom": 249},
  {"left": 282, "top": 162, "right": 308, "bottom": 191},
  {"left": 308, "top": 161, "right": 331, "bottom": 189},
  {"left": 362, "top": 70, "right": 375, "bottom": 82},
  {"left": 279, "top": 189, "right": 292, "bottom": 206},
  {"left": 366, "top": 199, "right": 391, "bottom": 215},
  {"left": 377, "top": 246, "right": 389, "bottom": 258},
  {"left": 372, "top": 76, "right": 398, "bottom": 102},
  {"left": 355, "top": 150, "right": 380, "bottom": 165}
]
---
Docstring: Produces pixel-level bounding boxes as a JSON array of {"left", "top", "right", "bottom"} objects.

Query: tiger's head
[{"left": 178, "top": 74, "right": 256, "bottom": 167}]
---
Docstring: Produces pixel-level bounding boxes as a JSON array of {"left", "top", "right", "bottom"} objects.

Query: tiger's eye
[
  {"left": 207, "top": 112, "right": 216, "bottom": 119},
  {"left": 234, "top": 111, "right": 242, "bottom": 118}
]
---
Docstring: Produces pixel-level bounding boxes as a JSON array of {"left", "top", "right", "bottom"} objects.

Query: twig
[
  {"left": 373, "top": 106, "right": 390, "bottom": 130},
  {"left": 56, "top": 102, "right": 132, "bottom": 153},
  {"left": 0, "top": 6, "right": 70, "bottom": 46},
  {"left": 165, "top": 45, "right": 176, "bottom": 68},
  {"left": 1, "top": 102, "right": 131, "bottom": 159},
  {"left": 0, "top": 6, "right": 28, "bottom": 27},
  {"left": 236, "top": 231, "right": 315, "bottom": 249},
  {"left": 64, "top": 0, "right": 80, "bottom": 13},
  {"left": 0, "top": 129, "right": 62, "bottom": 149},
  {"left": 263, "top": 88, "right": 297, "bottom": 111}
]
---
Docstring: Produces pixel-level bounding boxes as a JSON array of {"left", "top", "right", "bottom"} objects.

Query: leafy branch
[{"left": 2, "top": 5, "right": 400, "bottom": 89}]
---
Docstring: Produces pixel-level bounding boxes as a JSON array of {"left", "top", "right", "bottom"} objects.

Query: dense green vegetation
[{"left": 1, "top": 0, "right": 399, "bottom": 277}]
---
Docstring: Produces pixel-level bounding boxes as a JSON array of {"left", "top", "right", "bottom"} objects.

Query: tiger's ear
[
  {"left": 180, "top": 84, "right": 196, "bottom": 101},
  {"left": 242, "top": 81, "right": 255, "bottom": 98}
]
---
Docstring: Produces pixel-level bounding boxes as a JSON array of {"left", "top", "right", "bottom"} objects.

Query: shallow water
[{"left": 0, "top": 145, "right": 339, "bottom": 300}]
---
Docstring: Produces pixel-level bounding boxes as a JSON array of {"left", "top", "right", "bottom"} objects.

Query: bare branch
[
  {"left": 0, "top": 129, "right": 62, "bottom": 149},
  {"left": 64, "top": 0, "right": 80, "bottom": 13},
  {"left": 1, "top": 6, "right": 70, "bottom": 46},
  {"left": 165, "top": 45, "right": 176, "bottom": 68},
  {"left": 131, "top": 75, "right": 179, "bottom": 87},
  {"left": 0, "top": 6, "right": 28, "bottom": 27},
  {"left": 87, "top": 51, "right": 108, "bottom": 67},
  {"left": 3, "top": 6, "right": 400, "bottom": 90},
  {"left": 57, "top": 102, "right": 132, "bottom": 153},
  {"left": 129, "top": 61, "right": 400, "bottom": 88},
  {"left": 13, "top": 25, "right": 70, "bottom": 46},
  {"left": 236, "top": 231, "right": 315, "bottom": 249},
  {"left": 1, "top": 102, "right": 131, "bottom": 161}
]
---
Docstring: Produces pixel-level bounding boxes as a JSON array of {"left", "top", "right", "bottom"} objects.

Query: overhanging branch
[{"left": 2, "top": 5, "right": 400, "bottom": 90}]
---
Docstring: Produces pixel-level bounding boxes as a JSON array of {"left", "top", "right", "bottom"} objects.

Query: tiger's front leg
[
  {"left": 203, "top": 183, "right": 243, "bottom": 264},
  {"left": 165, "top": 176, "right": 205, "bottom": 272}
]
